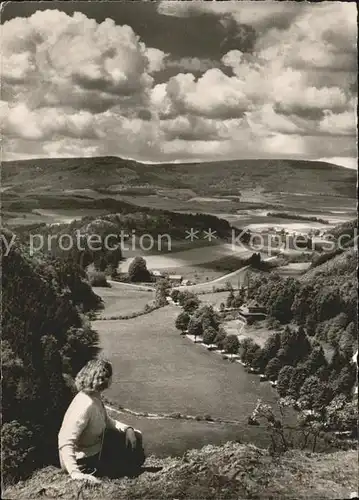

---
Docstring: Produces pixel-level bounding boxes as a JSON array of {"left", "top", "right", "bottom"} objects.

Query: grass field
[
  {"left": 197, "top": 291, "right": 232, "bottom": 309},
  {"left": 175, "top": 264, "right": 251, "bottom": 293},
  {"left": 224, "top": 320, "right": 274, "bottom": 347},
  {"left": 275, "top": 262, "right": 311, "bottom": 277},
  {"left": 94, "top": 282, "right": 155, "bottom": 319},
  {"left": 93, "top": 305, "right": 281, "bottom": 455},
  {"left": 105, "top": 408, "right": 273, "bottom": 458},
  {"left": 119, "top": 243, "right": 248, "bottom": 272}
]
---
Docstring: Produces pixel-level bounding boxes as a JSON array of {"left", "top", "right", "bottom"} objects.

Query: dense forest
[
  {"left": 171, "top": 248, "right": 357, "bottom": 439},
  {"left": 1, "top": 229, "right": 102, "bottom": 482},
  {"left": 9, "top": 209, "right": 249, "bottom": 277},
  {"left": 10, "top": 205, "right": 243, "bottom": 242}
]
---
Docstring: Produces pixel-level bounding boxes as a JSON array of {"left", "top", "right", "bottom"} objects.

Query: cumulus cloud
[
  {"left": 319, "top": 109, "right": 357, "bottom": 136},
  {"left": 3, "top": 103, "right": 100, "bottom": 141},
  {"left": 257, "top": 3, "right": 357, "bottom": 73},
  {"left": 157, "top": 1, "right": 303, "bottom": 32},
  {"left": 155, "top": 69, "right": 251, "bottom": 120},
  {"left": 145, "top": 47, "right": 168, "bottom": 74},
  {"left": 165, "top": 57, "right": 219, "bottom": 73},
  {"left": 1, "top": 10, "right": 156, "bottom": 112},
  {"left": 1, "top": 4, "right": 357, "bottom": 165}
]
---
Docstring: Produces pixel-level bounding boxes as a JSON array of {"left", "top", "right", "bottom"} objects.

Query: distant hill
[{"left": 2, "top": 156, "right": 356, "bottom": 198}]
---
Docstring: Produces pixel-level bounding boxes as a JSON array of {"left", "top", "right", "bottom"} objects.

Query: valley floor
[{"left": 93, "top": 303, "right": 281, "bottom": 456}]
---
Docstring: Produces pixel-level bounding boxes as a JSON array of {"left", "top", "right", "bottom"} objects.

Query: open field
[
  {"left": 119, "top": 244, "right": 255, "bottom": 273},
  {"left": 224, "top": 320, "right": 274, "bottom": 347},
  {"left": 174, "top": 265, "right": 251, "bottom": 293},
  {"left": 94, "top": 305, "right": 281, "bottom": 453},
  {"left": 105, "top": 408, "right": 273, "bottom": 458},
  {"left": 275, "top": 262, "right": 311, "bottom": 277},
  {"left": 195, "top": 291, "right": 231, "bottom": 309},
  {"left": 151, "top": 255, "right": 252, "bottom": 284},
  {"left": 94, "top": 282, "right": 155, "bottom": 319}
]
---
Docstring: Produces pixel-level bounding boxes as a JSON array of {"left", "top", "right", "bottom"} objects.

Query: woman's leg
[{"left": 99, "top": 428, "right": 145, "bottom": 478}]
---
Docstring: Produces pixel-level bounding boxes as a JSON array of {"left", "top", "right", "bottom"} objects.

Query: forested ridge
[{"left": 1, "top": 228, "right": 102, "bottom": 482}]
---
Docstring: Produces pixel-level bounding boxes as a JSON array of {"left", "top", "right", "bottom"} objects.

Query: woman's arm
[
  {"left": 58, "top": 396, "right": 91, "bottom": 477},
  {"left": 105, "top": 411, "right": 131, "bottom": 432}
]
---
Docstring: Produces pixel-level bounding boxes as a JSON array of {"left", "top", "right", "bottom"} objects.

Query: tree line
[
  {"left": 171, "top": 282, "right": 357, "bottom": 439},
  {"left": 1, "top": 228, "right": 102, "bottom": 483}
]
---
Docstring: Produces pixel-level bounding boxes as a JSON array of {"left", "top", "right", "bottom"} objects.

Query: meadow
[
  {"left": 94, "top": 281, "right": 155, "bottom": 319},
  {"left": 93, "top": 304, "right": 280, "bottom": 455},
  {"left": 119, "top": 244, "right": 254, "bottom": 273},
  {"left": 274, "top": 262, "right": 311, "bottom": 277}
]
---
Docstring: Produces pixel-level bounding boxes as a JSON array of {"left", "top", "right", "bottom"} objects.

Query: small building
[
  {"left": 247, "top": 300, "right": 266, "bottom": 314},
  {"left": 181, "top": 279, "right": 191, "bottom": 286},
  {"left": 238, "top": 300, "right": 266, "bottom": 322},
  {"left": 152, "top": 270, "right": 163, "bottom": 278},
  {"left": 168, "top": 274, "right": 183, "bottom": 283}
]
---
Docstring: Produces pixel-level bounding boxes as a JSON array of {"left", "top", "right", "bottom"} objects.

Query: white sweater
[{"left": 58, "top": 391, "right": 129, "bottom": 476}]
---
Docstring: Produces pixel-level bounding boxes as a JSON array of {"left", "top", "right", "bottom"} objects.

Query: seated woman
[{"left": 58, "top": 359, "right": 145, "bottom": 483}]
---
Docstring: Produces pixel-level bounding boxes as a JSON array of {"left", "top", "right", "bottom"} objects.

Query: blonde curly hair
[{"left": 75, "top": 359, "right": 113, "bottom": 393}]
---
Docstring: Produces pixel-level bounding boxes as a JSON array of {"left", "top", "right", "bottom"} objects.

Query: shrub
[
  {"left": 265, "top": 357, "right": 283, "bottom": 381},
  {"left": 88, "top": 271, "right": 110, "bottom": 287},
  {"left": 240, "top": 338, "right": 261, "bottom": 365},
  {"left": 171, "top": 289, "right": 180, "bottom": 302},
  {"left": 183, "top": 297, "right": 200, "bottom": 314},
  {"left": 214, "top": 328, "right": 226, "bottom": 350},
  {"left": 277, "top": 365, "right": 295, "bottom": 397},
  {"left": 175, "top": 311, "right": 190, "bottom": 333},
  {"left": 177, "top": 290, "right": 197, "bottom": 307},
  {"left": 128, "top": 256, "right": 151, "bottom": 282},
  {"left": 223, "top": 334, "right": 240, "bottom": 355},
  {"left": 1, "top": 421, "right": 35, "bottom": 483},
  {"left": 298, "top": 376, "right": 333, "bottom": 411},
  {"left": 188, "top": 317, "right": 203, "bottom": 340},
  {"left": 203, "top": 327, "right": 217, "bottom": 345}
]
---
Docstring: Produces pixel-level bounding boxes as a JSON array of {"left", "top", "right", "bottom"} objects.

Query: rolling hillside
[{"left": 2, "top": 156, "right": 356, "bottom": 198}]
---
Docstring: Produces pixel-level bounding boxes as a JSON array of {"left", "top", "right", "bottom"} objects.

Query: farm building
[
  {"left": 238, "top": 300, "right": 267, "bottom": 322},
  {"left": 168, "top": 274, "right": 183, "bottom": 284},
  {"left": 152, "top": 270, "right": 164, "bottom": 278}
]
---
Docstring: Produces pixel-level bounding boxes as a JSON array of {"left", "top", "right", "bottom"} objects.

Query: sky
[{"left": 1, "top": 1, "right": 357, "bottom": 168}]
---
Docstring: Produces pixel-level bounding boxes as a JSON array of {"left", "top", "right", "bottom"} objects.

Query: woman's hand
[
  {"left": 71, "top": 471, "right": 102, "bottom": 484},
  {"left": 125, "top": 427, "right": 137, "bottom": 451}
]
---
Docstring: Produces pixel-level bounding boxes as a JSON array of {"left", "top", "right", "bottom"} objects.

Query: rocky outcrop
[{"left": 4, "top": 441, "right": 357, "bottom": 500}]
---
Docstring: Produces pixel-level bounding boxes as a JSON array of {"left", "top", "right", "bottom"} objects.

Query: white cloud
[
  {"left": 157, "top": 1, "right": 303, "bottom": 31},
  {"left": 4, "top": 103, "right": 100, "bottom": 140},
  {"left": 159, "top": 69, "right": 251, "bottom": 119},
  {"left": 144, "top": 47, "right": 168, "bottom": 74},
  {"left": 1, "top": 10, "right": 156, "bottom": 113},
  {"left": 165, "top": 57, "right": 218, "bottom": 73},
  {"left": 1, "top": 5, "right": 357, "bottom": 164},
  {"left": 319, "top": 109, "right": 357, "bottom": 136}
]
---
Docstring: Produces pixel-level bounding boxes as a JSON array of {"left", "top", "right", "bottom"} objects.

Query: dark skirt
[{"left": 77, "top": 428, "right": 145, "bottom": 478}]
